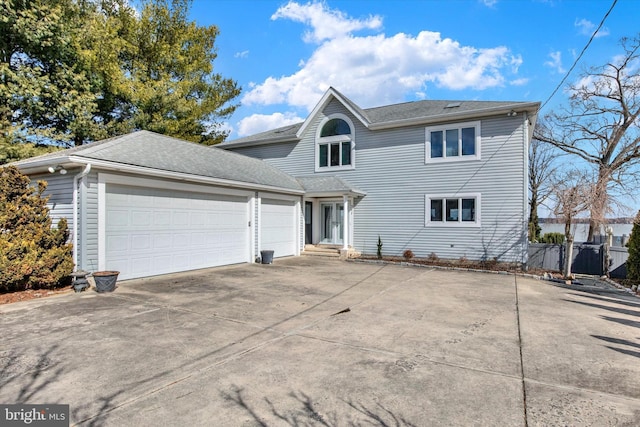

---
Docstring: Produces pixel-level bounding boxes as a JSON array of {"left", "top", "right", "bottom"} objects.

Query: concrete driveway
[{"left": 1, "top": 257, "right": 639, "bottom": 426}]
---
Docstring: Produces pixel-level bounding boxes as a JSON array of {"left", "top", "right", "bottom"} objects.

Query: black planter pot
[
  {"left": 93, "top": 271, "right": 119, "bottom": 292},
  {"left": 260, "top": 250, "right": 274, "bottom": 264}
]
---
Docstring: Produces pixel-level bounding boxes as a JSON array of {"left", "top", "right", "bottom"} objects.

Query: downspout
[{"left": 73, "top": 164, "right": 92, "bottom": 271}]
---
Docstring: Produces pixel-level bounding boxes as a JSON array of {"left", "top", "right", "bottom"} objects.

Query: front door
[
  {"left": 305, "top": 201, "right": 312, "bottom": 244},
  {"left": 320, "top": 202, "right": 343, "bottom": 245}
]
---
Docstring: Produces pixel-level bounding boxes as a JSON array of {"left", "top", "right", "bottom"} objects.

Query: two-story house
[
  {"left": 11, "top": 87, "right": 538, "bottom": 280},
  {"left": 221, "top": 87, "right": 539, "bottom": 264}
]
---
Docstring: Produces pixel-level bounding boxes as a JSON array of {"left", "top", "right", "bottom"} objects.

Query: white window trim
[
  {"left": 425, "top": 193, "right": 481, "bottom": 227},
  {"left": 315, "top": 113, "right": 356, "bottom": 172},
  {"left": 425, "top": 120, "right": 481, "bottom": 164}
]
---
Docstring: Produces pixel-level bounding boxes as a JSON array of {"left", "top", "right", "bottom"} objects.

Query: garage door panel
[
  {"left": 106, "top": 184, "right": 249, "bottom": 280},
  {"left": 154, "top": 211, "right": 171, "bottom": 226},
  {"left": 261, "top": 199, "right": 296, "bottom": 258},
  {"left": 131, "top": 234, "right": 151, "bottom": 250},
  {"left": 107, "top": 209, "right": 129, "bottom": 226}
]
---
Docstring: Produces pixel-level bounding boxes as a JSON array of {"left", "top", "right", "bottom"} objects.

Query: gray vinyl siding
[
  {"left": 228, "top": 98, "right": 528, "bottom": 263},
  {"left": 32, "top": 169, "right": 99, "bottom": 270},
  {"left": 231, "top": 140, "right": 313, "bottom": 175},
  {"left": 35, "top": 172, "right": 75, "bottom": 237}
]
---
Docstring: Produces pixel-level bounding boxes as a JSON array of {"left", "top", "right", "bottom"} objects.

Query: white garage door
[
  {"left": 260, "top": 198, "right": 297, "bottom": 258},
  {"left": 105, "top": 184, "right": 249, "bottom": 280}
]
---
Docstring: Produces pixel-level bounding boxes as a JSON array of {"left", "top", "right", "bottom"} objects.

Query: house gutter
[
  {"left": 72, "top": 163, "right": 92, "bottom": 271},
  {"left": 219, "top": 135, "right": 301, "bottom": 149},
  {"left": 367, "top": 102, "right": 542, "bottom": 131},
  {"left": 67, "top": 156, "right": 305, "bottom": 195}
]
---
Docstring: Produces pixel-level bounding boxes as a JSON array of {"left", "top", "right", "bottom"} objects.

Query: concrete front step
[
  {"left": 302, "top": 245, "right": 341, "bottom": 257},
  {"left": 302, "top": 251, "right": 341, "bottom": 258}
]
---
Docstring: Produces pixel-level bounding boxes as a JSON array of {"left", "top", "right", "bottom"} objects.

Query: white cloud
[
  {"left": 234, "top": 50, "right": 249, "bottom": 59},
  {"left": 481, "top": 0, "right": 498, "bottom": 7},
  {"left": 510, "top": 78, "right": 529, "bottom": 86},
  {"left": 237, "top": 112, "right": 304, "bottom": 137},
  {"left": 244, "top": 11, "right": 523, "bottom": 111},
  {"left": 544, "top": 51, "right": 565, "bottom": 73},
  {"left": 574, "top": 18, "right": 609, "bottom": 38},
  {"left": 272, "top": 1, "right": 382, "bottom": 43}
]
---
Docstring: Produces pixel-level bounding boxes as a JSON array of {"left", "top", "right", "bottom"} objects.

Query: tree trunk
[
  {"left": 564, "top": 235, "right": 574, "bottom": 279},
  {"left": 528, "top": 194, "right": 540, "bottom": 241},
  {"left": 587, "top": 168, "right": 610, "bottom": 242}
]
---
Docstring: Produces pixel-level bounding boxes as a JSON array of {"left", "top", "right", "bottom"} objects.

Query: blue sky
[
  {"left": 186, "top": 0, "right": 637, "bottom": 217},
  {"left": 189, "top": 0, "right": 636, "bottom": 140}
]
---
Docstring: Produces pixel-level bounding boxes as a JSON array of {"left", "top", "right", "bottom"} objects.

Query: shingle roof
[
  {"left": 12, "top": 131, "right": 303, "bottom": 192},
  {"left": 221, "top": 88, "right": 539, "bottom": 148},
  {"left": 296, "top": 176, "right": 365, "bottom": 196}
]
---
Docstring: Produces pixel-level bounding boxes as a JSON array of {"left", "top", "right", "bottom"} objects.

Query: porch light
[{"left": 48, "top": 165, "right": 67, "bottom": 175}]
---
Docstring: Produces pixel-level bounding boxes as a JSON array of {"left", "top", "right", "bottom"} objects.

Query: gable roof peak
[{"left": 296, "top": 87, "right": 371, "bottom": 138}]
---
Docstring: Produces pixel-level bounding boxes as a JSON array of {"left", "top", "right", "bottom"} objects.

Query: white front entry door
[{"left": 320, "top": 202, "right": 343, "bottom": 244}]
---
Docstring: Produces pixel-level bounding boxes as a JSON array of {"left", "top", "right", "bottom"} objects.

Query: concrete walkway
[{"left": 1, "top": 257, "right": 639, "bottom": 426}]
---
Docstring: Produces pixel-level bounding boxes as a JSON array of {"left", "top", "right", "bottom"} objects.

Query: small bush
[
  {"left": 403, "top": 249, "right": 414, "bottom": 260},
  {"left": 377, "top": 235, "right": 383, "bottom": 259},
  {"left": 540, "top": 232, "right": 565, "bottom": 244},
  {"left": 0, "top": 166, "right": 73, "bottom": 291}
]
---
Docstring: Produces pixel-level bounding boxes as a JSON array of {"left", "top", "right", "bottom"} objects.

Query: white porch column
[{"left": 342, "top": 195, "right": 349, "bottom": 250}]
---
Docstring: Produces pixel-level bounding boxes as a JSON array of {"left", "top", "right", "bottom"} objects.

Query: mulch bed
[
  {"left": 357, "top": 255, "right": 563, "bottom": 278},
  {"left": 0, "top": 287, "right": 74, "bottom": 306}
]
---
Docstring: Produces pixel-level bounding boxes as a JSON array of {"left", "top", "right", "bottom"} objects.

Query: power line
[{"left": 539, "top": 0, "right": 618, "bottom": 112}]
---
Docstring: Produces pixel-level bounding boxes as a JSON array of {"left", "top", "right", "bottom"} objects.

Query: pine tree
[
  {"left": 626, "top": 210, "right": 640, "bottom": 284},
  {"left": 0, "top": 166, "right": 73, "bottom": 291}
]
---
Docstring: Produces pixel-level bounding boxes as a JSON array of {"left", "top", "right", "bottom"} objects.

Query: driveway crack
[{"left": 514, "top": 274, "right": 528, "bottom": 427}]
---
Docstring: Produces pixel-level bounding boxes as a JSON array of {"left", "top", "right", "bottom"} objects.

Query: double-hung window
[
  {"left": 425, "top": 194, "right": 481, "bottom": 227},
  {"left": 426, "top": 121, "right": 480, "bottom": 163},
  {"left": 316, "top": 114, "right": 355, "bottom": 171}
]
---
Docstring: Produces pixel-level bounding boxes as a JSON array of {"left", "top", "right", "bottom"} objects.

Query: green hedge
[
  {"left": 0, "top": 166, "right": 73, "bottom": 291},
  {"left": 539, "top": 232, "right": 565, "bottom": 244}
]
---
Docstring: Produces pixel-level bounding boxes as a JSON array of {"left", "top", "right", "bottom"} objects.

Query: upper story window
[
  {"left": 316, "top": 114, "right": 355, "bottom": 172},
  {"left": 425, "top": 121, "right": 481, "bottom": 163}
]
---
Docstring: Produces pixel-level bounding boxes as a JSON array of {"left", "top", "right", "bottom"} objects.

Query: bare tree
[
  {"left": 529, "top": 137, "right": 559, "bottom": 241},
  {"left": 535, "top": 35, "right": 640, "bottom": 241},
  {"left": 553, "top": 171, "right": 593, "bottom": 278}
]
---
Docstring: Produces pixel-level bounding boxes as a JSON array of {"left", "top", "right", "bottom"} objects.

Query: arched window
[
  {"left": 316, "top": 115, "right": 355, "bottom": 171},
  {"left": 320, "top": 118, "right": 351, "bottom": 137}
]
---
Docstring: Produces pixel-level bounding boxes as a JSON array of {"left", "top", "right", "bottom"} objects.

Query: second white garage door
[
  {"left": 260, "top": 198, "right": 297, "bottom": 258},
  {"left": 105, "top": 184, "right": 250, "bottom": 280}
]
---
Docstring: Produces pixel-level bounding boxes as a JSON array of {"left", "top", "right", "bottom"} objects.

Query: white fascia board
[
  {"left": 303, "top": 190, "right": 367, "bottom": 198},
  {"left": 11, "top": 156, "right": 75, "bottom": 174},
  {"left": 67, "top": 156, "right": 305, "bottom": 195},
  {"left": 296, "top": 88, "right": 371, "bottom": 138},
  {"left": 369, "top": 102, "right": 542, "bottom": 131},
  {"left": 219, "top": 135, "right": 300, "bottom": 149}
]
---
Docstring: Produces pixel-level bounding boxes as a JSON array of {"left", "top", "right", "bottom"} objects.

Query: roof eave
[
  {"left": 13, "top": 155, "right": 305, "bottom": 195},
  {"left": 368, "top": 102, "right": 542, "bottom": 130},
  {"left": 304, "top": 189, "right": 366, "bottom": 198},
  {"left": 9, "top": 155, "right": 76, "bottom": 174},
  {"left": 219, "top": 135, "right": 300, "bottom": 149}
]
